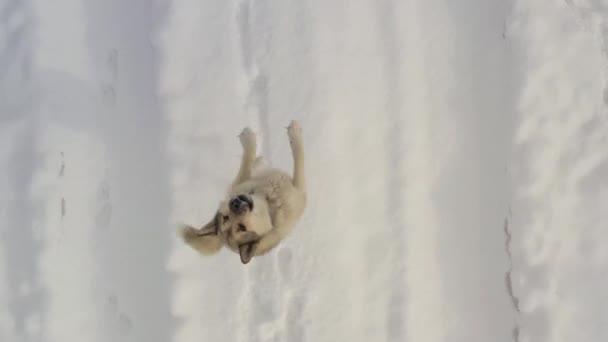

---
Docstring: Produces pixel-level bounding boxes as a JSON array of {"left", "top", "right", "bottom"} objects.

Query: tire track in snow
[
  {"left": 322, "top": 1, "right": 403, "bottom": 339},
  {"left": 91, "top": 52, "right": 128, "bottom": 339},
  {"left": 281, "top": 1, "right": 402, "bottom": 339},
  {"left": 81, "top": 1, "right": 173, "bottom": 341},
  {"left": 0, "top": 0, "right": 33, "bottom": 123},
  {"left": 236, "top": 2, "right": 283, "bottom": 341},
  {"left": 399, "top": 2, "right": 446, "bottom": 341},
  {"left": 34, "top": 129, "right": 106, "bottom": 342},
  {"left": 236, "top": 1, "right": 317, "bottom": 340},
  {"left": 374, "top": 1, "right": 407, "bottom": 340},
  {"left": 269, "top": 3, "right": 315, "bottom": 336},
  {"left": 0, "top": 129, "right": 18, "bottom": 342},
  {"left": 160, "top": 1, "right": 245, "bottom": 341},
  {"left": 29, "top": 1, "right": 115, "bottom": 339},
  {"left": 401, "top": 1, "right": 517, "bottom": 341},
  {"left": 0, "top": 1, "right": 43, "bottom": 340},
  {"left": 0, "top": 125, "right": 39, "bottom": 342}
]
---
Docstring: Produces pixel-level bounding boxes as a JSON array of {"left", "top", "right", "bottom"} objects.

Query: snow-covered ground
[{"left": 1, "top": 0, "right": 607, "bottom": 341}]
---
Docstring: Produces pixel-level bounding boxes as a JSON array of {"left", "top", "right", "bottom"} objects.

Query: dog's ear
[
  {"left": 239, "top": 241, "right": 258, "bottom": 264},
  {"left": 197, "top": 215, "right": 219, "bottom": 236}
]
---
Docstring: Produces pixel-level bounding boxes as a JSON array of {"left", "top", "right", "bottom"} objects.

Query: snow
[{"left": 1, "top": 0, "right": 607, "bottom": 342}]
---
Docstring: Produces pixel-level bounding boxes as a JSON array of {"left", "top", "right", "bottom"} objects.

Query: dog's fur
[{"left": 178, "top": 121, "right": 306, "bottom": 264}]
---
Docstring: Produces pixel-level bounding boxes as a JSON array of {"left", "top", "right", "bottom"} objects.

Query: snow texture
[{"left": 1, "top": 0, "right": 607, "bottom": 341}]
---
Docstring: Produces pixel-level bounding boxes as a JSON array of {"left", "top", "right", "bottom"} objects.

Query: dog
[{"left": 178, "top": 120, "right": 307, "bottom": 264}]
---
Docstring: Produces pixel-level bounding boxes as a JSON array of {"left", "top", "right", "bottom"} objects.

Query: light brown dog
[{"left": 179, "top": 120, "right": 306, "bottom": 264}]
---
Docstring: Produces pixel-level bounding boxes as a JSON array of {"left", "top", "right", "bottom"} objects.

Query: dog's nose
[
  {"left": 229, "top": 198, "right": 242, "bottom": 213},
  {"left": 230, "top": 194, "right": 253, "bottom": 214},
  {"left": 229, "top": 197, "right": 248, "bottom": 214}
]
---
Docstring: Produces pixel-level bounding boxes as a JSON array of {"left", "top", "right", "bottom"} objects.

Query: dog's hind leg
[
  {"left": 287, "top": 120, "right": 305, "bottom": 191},
  {"left": 232, "top": 127, "right": 257, "bottom": 186}
]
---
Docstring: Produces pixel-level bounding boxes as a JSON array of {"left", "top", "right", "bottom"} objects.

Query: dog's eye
[
  {"left": 223, "top": 215, "right": 229, "bottom": 223},
  {"left": 238, "top": 224, "right": 247, "bottom": 232}
]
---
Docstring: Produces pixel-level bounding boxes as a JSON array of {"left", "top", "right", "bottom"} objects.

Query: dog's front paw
[
  {"left": 239, "top": 127, "right": 257, "bottom": 151},
  {"left": 287, "top": 120, "right": 303, "bottom": 146}
]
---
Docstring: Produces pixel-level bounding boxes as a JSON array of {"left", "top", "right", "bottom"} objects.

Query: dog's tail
[{"left": 178, "top": 223, "right": 223, "bottom": 256}]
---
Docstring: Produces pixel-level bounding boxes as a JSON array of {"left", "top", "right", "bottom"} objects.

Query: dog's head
[{"left": 214, "top": 193, "right": 273, "bottom": 264}]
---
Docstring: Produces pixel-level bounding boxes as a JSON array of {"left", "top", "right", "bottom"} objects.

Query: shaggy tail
[{"left": 178, "top": 223, "right": 222, "bottom": 256}]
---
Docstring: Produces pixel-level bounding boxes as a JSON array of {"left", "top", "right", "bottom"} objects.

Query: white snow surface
[{"left": 1, "top": 0, "right": 608, "bottom": 341}]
